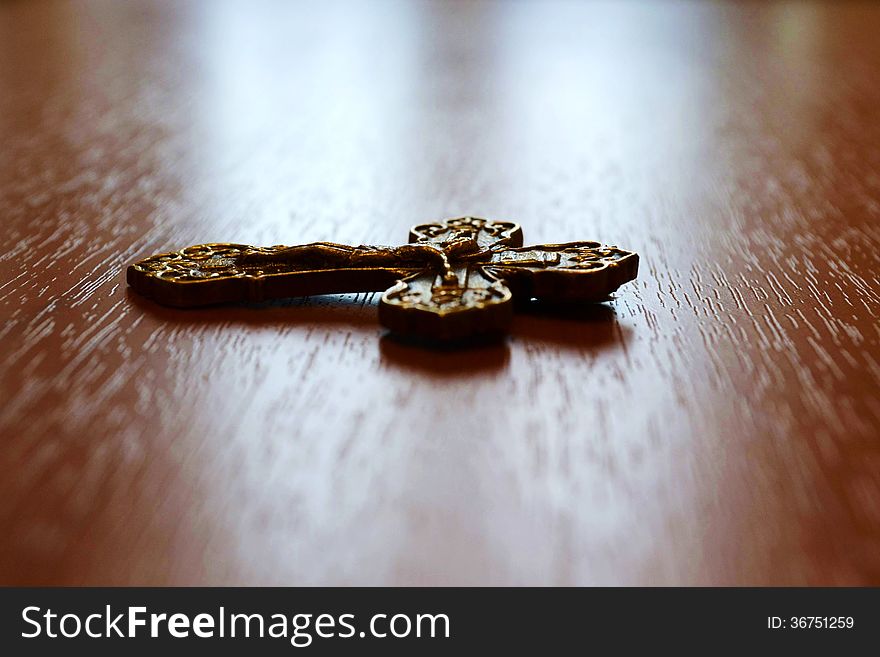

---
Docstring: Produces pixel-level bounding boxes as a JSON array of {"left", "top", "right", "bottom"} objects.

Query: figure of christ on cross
[{"left": 127, "top": 217, "right": 639, "bottom": 341}]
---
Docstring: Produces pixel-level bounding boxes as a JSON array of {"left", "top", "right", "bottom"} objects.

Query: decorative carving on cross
[{"left": 127, "top": 217, "right": 639, "bottom": 341}]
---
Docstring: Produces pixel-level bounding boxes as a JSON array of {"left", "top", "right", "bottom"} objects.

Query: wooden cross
[{"left": 127, "top": 217, "right": 639, "bottom": 341}]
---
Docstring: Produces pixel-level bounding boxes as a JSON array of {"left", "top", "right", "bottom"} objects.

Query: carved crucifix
[{"left": 127, "top": 217, "right": 639, "bottom": 341}]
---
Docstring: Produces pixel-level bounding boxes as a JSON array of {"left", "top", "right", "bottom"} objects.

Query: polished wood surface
[{"left": 2, "top": 0, "right": 879, "bottom": 585}]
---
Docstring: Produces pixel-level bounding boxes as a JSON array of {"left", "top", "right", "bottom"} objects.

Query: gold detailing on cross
[{"left": 127, "top": 217, "right": 639, "bottom": 341}]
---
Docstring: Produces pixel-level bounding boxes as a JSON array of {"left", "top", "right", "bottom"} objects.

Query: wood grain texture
[{"left": 1, "top": 0, "right": 879, "bottom": 585}]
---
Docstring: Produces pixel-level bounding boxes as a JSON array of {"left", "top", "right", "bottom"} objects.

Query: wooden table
[{"left": 2, "top": 0, "right": 878, "bottom": 586}]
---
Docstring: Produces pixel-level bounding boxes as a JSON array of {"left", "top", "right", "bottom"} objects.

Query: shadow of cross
[{"left": 127, "top": 217, "right": 639, "bottom": 341}]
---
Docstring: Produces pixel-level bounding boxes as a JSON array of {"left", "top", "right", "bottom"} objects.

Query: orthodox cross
[{"left": 127, "top": 217, "right": 639, "bottom": 341}]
